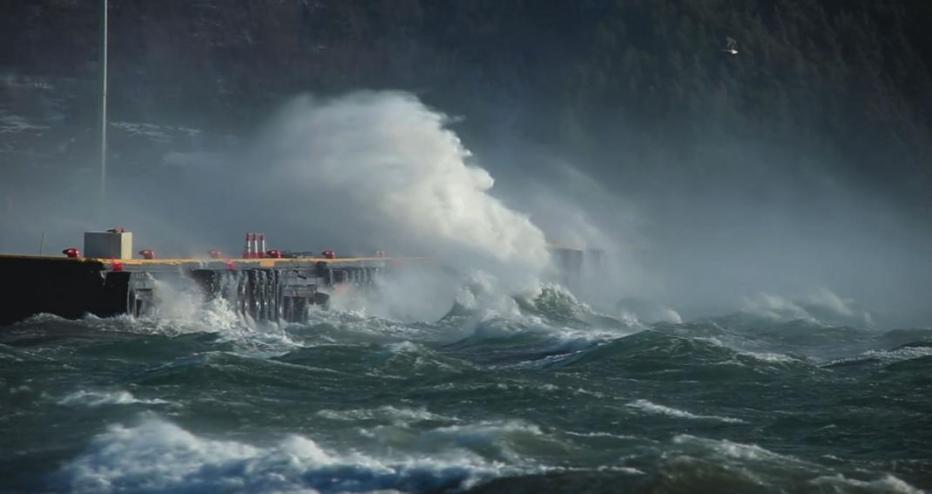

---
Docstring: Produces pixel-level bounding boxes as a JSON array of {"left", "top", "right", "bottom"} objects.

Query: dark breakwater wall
[
  {"left": 0, "top": 257, "right": 127, "bottom": 326},
  {"left": 0, "top": 256, "right": 387, "bottom": 326}
]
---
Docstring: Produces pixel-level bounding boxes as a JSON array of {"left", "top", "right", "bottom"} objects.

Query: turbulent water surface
[{"left": 1, "top": 287, "right": 930, "bottom": 493}]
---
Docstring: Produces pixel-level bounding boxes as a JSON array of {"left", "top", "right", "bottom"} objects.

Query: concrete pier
[{"left": 0, "top": 254, "right": 403, "bottom": 325}]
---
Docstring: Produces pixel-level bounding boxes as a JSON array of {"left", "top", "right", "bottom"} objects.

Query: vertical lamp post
[{"left": 98, "top": 0, "right": 108, "bottom": 221}]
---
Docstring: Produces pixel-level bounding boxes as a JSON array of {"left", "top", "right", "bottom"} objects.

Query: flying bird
[{"left": 724, "top": 36, "right": 739, "bottom": 55}]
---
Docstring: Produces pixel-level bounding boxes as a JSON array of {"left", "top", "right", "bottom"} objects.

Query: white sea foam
[
  {"left": 565, "top": 386, "right": 607, "bottom": 399},
  {"left": 497, "top": 381, "right": 608, "bottom": 399},
  {"left": 386, "top": 341, "right": 428, "bottom": 354},
  {"left": 671, "top": 435, "right": 807, "bottom": 465},
  {"left": 428, "top": 420, "right": 543, "bottom": 438},
  {"left": 809, "top": 474, "right": 923, "bottom": 493},
  {"left": 694, "top": 336, "right": 727, "bottom": 347},
  {"left": 563, "top": 431, "right": 639, "bottom": 440},
  {"left": 415, "top": 420, "right": 553, "bottom": 463},
  {"left": 146, "top": 277, "right": 243, "bottom": 333},
  {"left": 862, "top": 346, "right": 932, "bottom": 362},
  {"left": 303, "top": 307, "right": 437, "bottom": 342},
  {"left": 738, "top": 351, "right": 801, "bottom": 364},
  {"left": 628, "top": 400, "right": 745, "bottom": 424},
  {"left": 595, "top": 465, "right": 645, "bottom": 475},
  {"left": 446, "top": 271, "right": 536, "bottom": 328},
  {"left": 355, "top": 418, "right": 555, "bottom": 464},
  {"left": 692, "top": 334, "right": 802, "bottom": 366},
  {"left": 125, "top": 277, "right": 302, "bottom": 353},
  {"left": 828, "top": 345, "right": 932, "bottom": 366},
  {"left": 58, "top": 418, "right": 515, "bottom": 494},
  {"left": 58, "top": 390, "right": 169, "bottom": 407},
  {"left": 316, "top": 406, "right": 453, "bottom": 424}
]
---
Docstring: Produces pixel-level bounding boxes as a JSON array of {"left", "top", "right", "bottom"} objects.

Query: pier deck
[{"left": 0, "top": 254, "right": 413, "bottom": 326}]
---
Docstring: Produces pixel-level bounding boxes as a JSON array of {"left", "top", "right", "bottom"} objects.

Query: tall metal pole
[{"left": 98, "top": 0, "right": 108, "bottom": 220}]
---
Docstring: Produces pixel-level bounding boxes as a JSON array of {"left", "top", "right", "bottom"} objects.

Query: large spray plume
[
  {"left": 251, "top": 91, "right": 550, "bottom": 279},
  {"left": 6, "top": 86, "right": 930, "bottom": 328}
]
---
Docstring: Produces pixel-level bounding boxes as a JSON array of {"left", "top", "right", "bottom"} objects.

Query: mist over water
[
  {"left": 2, "top": 84, "right": 930, "bottom": 326},
  {"left": 2, "top": 62, "right": 932, "bottom": 494},
  {"left": 484, "top": 139, "right": 932, "bottom": 328}
]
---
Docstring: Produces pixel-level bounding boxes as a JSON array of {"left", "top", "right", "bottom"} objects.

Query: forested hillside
[{"left": 2, "top": 0, "right": 931, "bottom": 214}]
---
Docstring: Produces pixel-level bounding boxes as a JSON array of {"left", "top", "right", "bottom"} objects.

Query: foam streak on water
[{"left": 627, "top": 399, "right": 746, "bottom": 424}]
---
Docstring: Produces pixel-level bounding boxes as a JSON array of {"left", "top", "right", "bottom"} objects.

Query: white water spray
[{"left": 257, "top": 91, "right": 550, "bottom": 281}]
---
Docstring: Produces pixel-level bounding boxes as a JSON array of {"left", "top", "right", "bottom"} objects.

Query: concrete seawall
[{"left": 0, "top": 255, "right": 398, "bottom": 325}]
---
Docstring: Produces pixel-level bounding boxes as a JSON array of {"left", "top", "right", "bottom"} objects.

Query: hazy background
[{"left": 1, "top": 0, "right": 930, "bottom": 326}]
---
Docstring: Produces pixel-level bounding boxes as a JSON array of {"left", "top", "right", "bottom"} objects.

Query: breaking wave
[
  {"left": 739, "top": 289, "right": 874, "bottom": 328},
  {"left": 57, "top": 390, "right": 170, "bottom": 407},
  {"left": 626, "top": 399, "right": 746, "bottom": 424},
  {"left": 55, "top": 418, "right": 513, "bottom": 494},
  {"left": 4, "top": 282, "right": 930, "bottom": 493}
]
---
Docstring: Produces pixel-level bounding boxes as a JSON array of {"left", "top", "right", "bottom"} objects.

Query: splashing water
[
  {"left": 1, "top": 282, "right": 930, "bottom": 493},
  {"left": 1, "top": 89, "right": 929, "bottom": 493},
  {"left": 258, "top": 92, "right": 550, "bottom": 283}
]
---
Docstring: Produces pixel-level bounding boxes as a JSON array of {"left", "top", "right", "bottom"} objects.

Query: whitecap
[
  {"left": 670, "top": 435, "right": 816, "bottom": 469},
  {"left": 827, "top": 345, "right": 932, "bottom": 367},
  {"left": 316, "top": 406, "right": 454, "bottom": 424},
  {"left": 57, "top": 418, "right": 516, "bottom": 494},
  {"left": 809, "top": 474, "right": 923, "bottom": 493},
  {"left": 628, "top": 400, "right": 745, "bottom": 424},
  {"left": 425, "top": 420, "right": 545, "bottom": 448},
  {"left": 694, "top": 336, "right": 726, "bottom": 347},
  {"left": 595, "top": 465, "right": 645, "bottom": 475},
  {"left": 414, "top": 419, "right": 557, "bottom": 463},
  {"left": 738, "top": 351, "right": 801, "bottom": 364},
  {"left": 57, "top": 390, "right": 170, "bottom": 407},
  {"left": 386, "top": 341, "right": 423, "bottom": 353},
  {"left": 563, "top": 431, "right": 639, "bottom": 440},
  {"left": 865, "top": 346, "right": 932, "bottom": 362}
]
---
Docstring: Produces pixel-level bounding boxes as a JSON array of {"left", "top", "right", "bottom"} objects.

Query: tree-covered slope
[{"left": 1, "top": 0, "right": 930, "bottom": 212}]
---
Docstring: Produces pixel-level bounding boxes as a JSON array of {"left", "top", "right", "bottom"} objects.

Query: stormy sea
[{"left": 1, "top": 282, "right": 929, "bottom": 493}]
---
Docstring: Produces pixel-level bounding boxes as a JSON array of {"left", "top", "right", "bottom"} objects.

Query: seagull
[{"left": 724, "top": 36, "right": 739, "bottom": 55}]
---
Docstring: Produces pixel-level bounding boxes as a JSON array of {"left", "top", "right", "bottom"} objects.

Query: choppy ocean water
[{"left": 1, "top": 287, "right": 930, "bottom": 493}]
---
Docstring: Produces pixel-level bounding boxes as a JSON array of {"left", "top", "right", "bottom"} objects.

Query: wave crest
[{"left": 57, "top": 418, "right": 508, "bottom": 494}]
